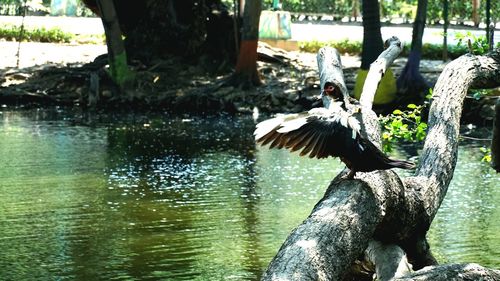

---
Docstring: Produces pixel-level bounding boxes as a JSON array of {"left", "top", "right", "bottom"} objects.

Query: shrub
[
  {"left": 0, "top": 25, "right": 73, "bottom": 43},
  {"left": 299, "top": 39, "right": 499, "bottom": 60}
]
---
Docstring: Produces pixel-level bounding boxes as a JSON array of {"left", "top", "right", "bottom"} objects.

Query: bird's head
[{"left": 319, "top": 82, "right": 344, "bottom": 110}]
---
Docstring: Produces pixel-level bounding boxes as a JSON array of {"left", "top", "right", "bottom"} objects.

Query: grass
[{"left": 0, "top": 24, "right": 105, "bottom": 44}]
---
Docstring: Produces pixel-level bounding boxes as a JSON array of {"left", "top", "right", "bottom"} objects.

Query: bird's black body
[{"left": 342, "top": 136, "right": 415, "bottom": 178}]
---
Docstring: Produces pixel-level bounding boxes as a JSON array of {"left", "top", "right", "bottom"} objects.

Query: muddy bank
[{"left": 0, "top": 41, "right": 496, "bottom": 123}]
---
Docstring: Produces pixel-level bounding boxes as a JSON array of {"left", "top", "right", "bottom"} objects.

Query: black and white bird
[{"left": 254, "top": 83, "right": 414, "bottom": 179}]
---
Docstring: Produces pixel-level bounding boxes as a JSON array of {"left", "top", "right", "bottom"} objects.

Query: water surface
[{"left": 0, "top": 108, "right": 498, "bottom": 280}]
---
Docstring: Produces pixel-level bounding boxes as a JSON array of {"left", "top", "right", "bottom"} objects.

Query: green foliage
[
  {"left": 2, "top": 0, "right": 498, "bottom": 24},
  {"left": 470, "top": 89, "right": 491, "bottom": 100},
  {"left": 480, "top": 147, "right": 492, "bottom": 163},
  {"left": 299, "top": 39, "right": 480, "bottom": 59},
  {"left": 380, "top": 90, "right": 432, "bottom": 152},
  {"left": 299, "top": 39, "right": 362, "bottom": 55},
  {"left": 0, "top": 24, "right": 73, "bottom": 43},
  {"left": 380, "top": 104, "right": 428, "bottom": 152},
  {"left": 455, "top": 32, "right": 491, "bottom": 55}
]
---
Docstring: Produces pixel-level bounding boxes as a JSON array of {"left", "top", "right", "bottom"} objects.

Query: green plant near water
[
  {"left": 0, "top": 24, "right": 73, "bottom": 43},
  {"left": 380, "top": 103, "right": 428, "bottom": 152},
  {"left": 480, "top": 147, "right": 492, "bottom": 163},
  {"left": 380, "top": 90, "right": 432, "bottom": 152},
  {"left": 454, "top": 31, "right": 491, "bottom": 55}
]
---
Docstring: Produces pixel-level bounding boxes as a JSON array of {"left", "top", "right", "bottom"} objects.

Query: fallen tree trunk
[
  {"left": 393, "top": 263, "right": 500, "bottom": 281},
  {"left": 261, "top": 44, "right": 500, "bottom": 280}
]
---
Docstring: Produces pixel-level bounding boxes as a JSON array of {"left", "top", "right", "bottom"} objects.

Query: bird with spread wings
[{"left": 254, "top": 60, "right": 414, "bottom": 179}]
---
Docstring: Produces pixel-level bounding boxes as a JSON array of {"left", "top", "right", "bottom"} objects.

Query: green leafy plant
[
  {"left": 380, "top": 103, "right": 428, "bottom": 152},
  {"left": 455, "top": 31, "right": 490, "bottom": 55},
  {"left": 480, "top": 147, "right": 492, "bottom": 163},
  {"left": 298, "top": 39, "right": 491, "bottom": 60},
  {"left": 0, "top": 24, "right": 74, "bottom": 43},
  {"left": 299, "top": 39, "right": 362, "bottom": 55},
  {"left": 380, "top": 89, "right": 432, "bottom": 152},
  {"left": 470, "top": 89, "right": 491, "bottom": 100}
]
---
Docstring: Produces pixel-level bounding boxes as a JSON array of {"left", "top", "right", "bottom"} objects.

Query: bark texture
[
  {"left": 261, "top": 47, "right": 500, "bottom": 280},
  {"left": 393, "top": 263, "right": 500, "bottom": 281},
  {"left": 360, "top": 37, "right": 403, "bottom": 108},
  {"left": 316, "top": 47, "right": 348, "bottom": 96}
]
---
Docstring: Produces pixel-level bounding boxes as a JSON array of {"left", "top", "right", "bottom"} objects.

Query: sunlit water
[{"left": 0, "top": 108, "right": 498, "bottom": 280}]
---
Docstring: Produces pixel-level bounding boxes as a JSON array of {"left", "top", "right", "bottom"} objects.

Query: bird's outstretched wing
[{"left": 254, "top": 107, "right": 361, "bottom": 159}]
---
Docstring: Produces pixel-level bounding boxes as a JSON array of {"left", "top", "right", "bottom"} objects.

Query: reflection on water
[{"left": 0, "top": 108, "right": 498, "bottom": 280}]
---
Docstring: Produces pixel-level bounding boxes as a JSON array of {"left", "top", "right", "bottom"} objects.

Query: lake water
[{"left": 0, "top": 108, "right": 498, "bottom": 280}]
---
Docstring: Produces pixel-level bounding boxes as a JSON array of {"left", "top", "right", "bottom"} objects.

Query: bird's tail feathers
[{"left": 387, "top": 159, "right": 415, "bottom": 170}]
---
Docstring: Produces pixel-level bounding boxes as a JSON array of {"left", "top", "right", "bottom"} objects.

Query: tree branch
[
  {"left": 365, "top": 240, "right": 412, "bottom": 280},
  {"left": 393, "top": 263, "right": 500, "bottom": 281},
  {"left": 261, "top": 174, "right": 404, "bottom": 281},
  {"left": 316, "top": 47, "right": 348, "bottom": 96},
  {"left": 411, "top": 49, "right": 500, "bottom": 222},
  {"left": 359, "top": 36, "right": 403, "bottom": 108}
]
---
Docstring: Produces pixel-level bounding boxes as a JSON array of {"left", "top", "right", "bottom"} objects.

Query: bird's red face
[{"left": 323, "top": 83, "right": 342, "bottom": 101}]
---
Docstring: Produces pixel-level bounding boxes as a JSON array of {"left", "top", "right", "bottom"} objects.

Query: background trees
[
  {"left": 79, "top": 0, "right": 237, "bottom": 68},
  {"left": 1, "top": 0, "right": 497, "bottom": 26}
]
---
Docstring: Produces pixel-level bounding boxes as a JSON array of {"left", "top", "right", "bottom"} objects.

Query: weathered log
[
  {"left": 393, "top": 263, "right": 500, "bottom": 281},
  {"left": 316, "top": 47, "right": 348, "bottom": 97},
  {"left": 261, "top": 45, "right": 500, "bottom": 280}
]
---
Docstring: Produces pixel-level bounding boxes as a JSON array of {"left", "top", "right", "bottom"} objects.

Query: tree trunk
[
  {"left": 396, "top": 0, "right": 430, "bottom": 99},
  {"left": 472, "top": 0, "right": 480, "bottom": 27},
  {"left": 486, "top": 0, "right": 491, "bottom": 41},
  {"left": 261, "top": 46, "right": 500, "bottom": 280},
  {"left": 393, "top": 263, "right": 500, "bottom": 281},
  {"left": 392, "top": 263, "right": 500, "bottom": 281},
  {"left": 96, "top": 0, "right": 134, "bottom": 90},
  {"left": 352, "top": 0, "right": 359, "bottom": 21},
  {"left": 360, "top": 0, "right": 383, "bottom": 70},
  {"left": 492, "top": 98, "right": 500, "bottom": 172},
  {"left": 443, "top": 0, "right": 449, "bottom": 61},
  {"left": 231, "top": 0, "right": 263, "bottom": 88},
  {"left": 82, "top": 0, "right": 237, "bottom": 67}
]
